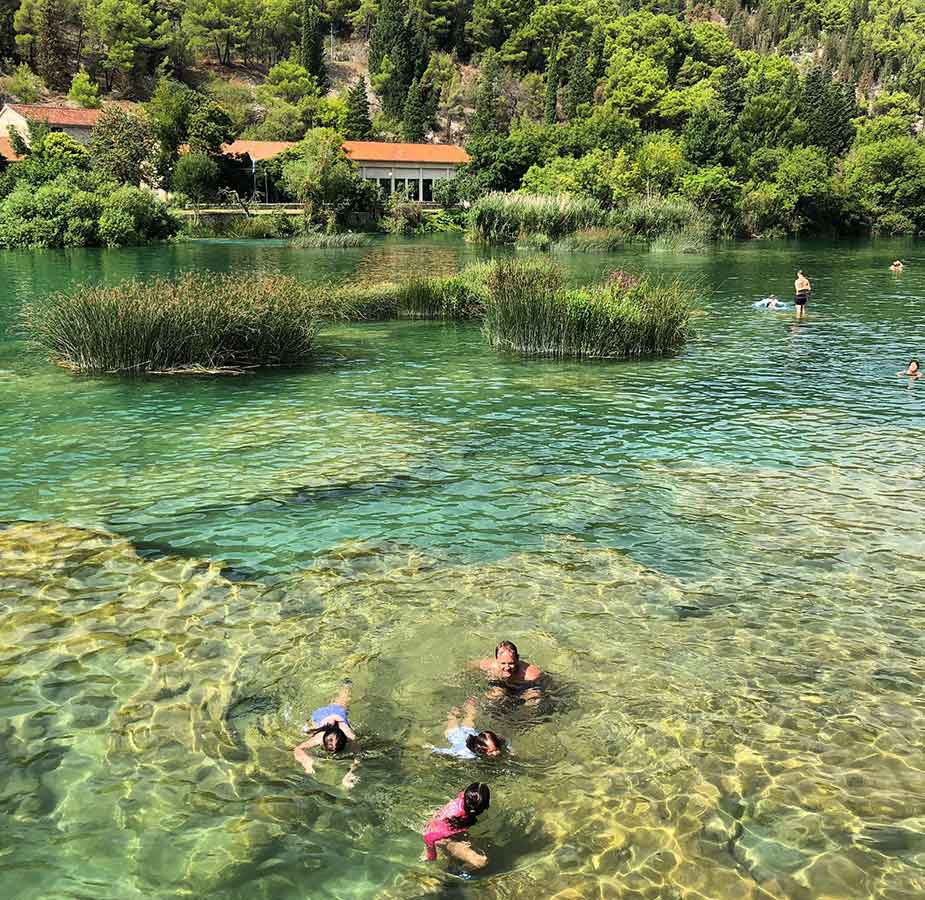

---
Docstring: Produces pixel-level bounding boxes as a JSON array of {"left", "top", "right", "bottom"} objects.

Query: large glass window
[
  {"left": 378, "top": 178, "right": 391, "bottom": 196},
  {"left": 422, "top": 179, "right": 433, "bottom": 202}
]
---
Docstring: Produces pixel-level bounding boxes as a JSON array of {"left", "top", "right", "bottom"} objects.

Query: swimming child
[
  {"left": 293, "top": 679, "right": 360, "bottom": 788},
  {"left": 422, "top": 782, "right": 491, "bottom": 869},
  {"left": 755, "top": 296, "right": 785, "bottom": 310},
  {"left": 897, "top": 359, "right": 921, "bottom": 379},
  {"left": 432, "top": 697, "right": 507, "bottom": 760},
  {"left": 890, "top": 260, "right": 904, "bottom": 273}
]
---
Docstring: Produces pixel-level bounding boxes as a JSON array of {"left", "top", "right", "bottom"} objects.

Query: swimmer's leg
[
  {"left": 333, "top": 679, "right": 352, "bottom": 710},
  {"left": 461, "top": 696, "right": 478, "bottom": 729},
  {"left": 443, "top": 840, "right": 487, "bottom": 869},
  {"left": 521, "top": 687, "right": 542, "bottom": 706},
  {"left": 485, "top": 686, "right": 506, "bottom": 702}
]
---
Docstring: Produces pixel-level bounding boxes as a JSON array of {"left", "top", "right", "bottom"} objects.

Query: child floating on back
[
  {"left": 431, "top": 697, "right": 507, "bottom": 760},
  {"left": 293, "top": 679, "right": 360, "bottom": 789}
]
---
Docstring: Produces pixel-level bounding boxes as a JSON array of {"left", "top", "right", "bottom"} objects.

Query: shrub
[
  {"left": 98, "top": 186, "right": 179, "bottom": 247},
  {"left": 2, "top": 64, "right": 45, "bottom": 103},
  {"left": 23, "top": 272, "right": 328, "bottom": 374},
  {"left": 68, "top": 70, "right": 100, "bottom": 108},
  {"left": 172, "top": 152, "right": 219, "bottom": 205},
  {"left": 382, "top": 190, "right": 423, "bottom": 234},
  {"left": 482, "top": 258, "right": 695, "bottom": 359},
  {"left": 469, "top": 192, "right": 607, "bottom": 243}
]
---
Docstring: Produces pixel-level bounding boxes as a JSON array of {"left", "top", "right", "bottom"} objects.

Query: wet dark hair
[
  {"left": 307, "top": 721, "right": 348, "bottom": 753},
  {"left": 910, "top": 359, "right": 920, "bottom": 367},
  {"left": 447, "top": 782, "right": 491, "bottom": 828},
  {"left": 495, "top": 640, "right": 519, "bottom": 660},
  {"left": 465, "top": 730, "right": 507, "bottom": 756}
]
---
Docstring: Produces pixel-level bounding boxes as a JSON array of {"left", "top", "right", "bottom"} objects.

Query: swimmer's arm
[
  {"left": 469, "top": 658, "right": 492, "bottom": 672},
  {"left": 294, "top": 737, "right": 321, "bottom": 774},
  {"left": 340, "top": 721, "right": 356, "bottom": 741},
  {"left": 341, "top": 756, "right": 360, "bottom": 790}
]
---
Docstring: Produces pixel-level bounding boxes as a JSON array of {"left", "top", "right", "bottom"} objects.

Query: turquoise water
[{"left": 1, "top": 237, "right": 924, "bottom": 899}]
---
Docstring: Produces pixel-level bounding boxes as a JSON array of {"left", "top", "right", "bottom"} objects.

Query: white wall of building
[{"left": 357, "top": 163, "right": 460, "bottom": 201}]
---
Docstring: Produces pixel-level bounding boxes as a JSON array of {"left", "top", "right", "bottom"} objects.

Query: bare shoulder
[
  {"left": 473, "top": 658, "right": 493, "bottom": 672},
  {"left": 523, "top": 662, "right": 543, "bottom": 681}
]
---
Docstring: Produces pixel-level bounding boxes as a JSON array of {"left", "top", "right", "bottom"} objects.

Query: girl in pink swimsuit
[{"left": 423, "top": 782, "right": 491, "bottom": 869}]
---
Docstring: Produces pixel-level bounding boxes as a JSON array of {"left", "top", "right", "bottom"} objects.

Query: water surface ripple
[{"left": 1, "top": 237, "right": 924, "bottom": 899}]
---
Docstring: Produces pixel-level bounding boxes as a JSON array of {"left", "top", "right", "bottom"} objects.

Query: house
[
  {"left": 220, "top": 139, "right": 470, "bottom": 201},
  {"left": 0, "top": 104, "right": 103, "bottom": 146}
]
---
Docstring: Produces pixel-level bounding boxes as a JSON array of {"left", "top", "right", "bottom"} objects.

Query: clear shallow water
[{"left": 1, "top": 236, "right": 924, "bottom": 899}]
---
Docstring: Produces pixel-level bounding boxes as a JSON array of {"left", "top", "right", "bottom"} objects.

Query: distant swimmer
[
  {"left": 473, "top": 640, "right": 543, "bottom": 704},
  {"left": 422, "top": 782, "right": 491, "bottom": 869},
  {"left": 897, "top": 359, "right": 921, "bottom": 380},
  {"left": 755, "top": 296, "right": 786, "bottom": 310},
  {"left": 431, "top": 697, "right": 508, "bottom": 760},
  {"left": 890, "top": 260, "right": 904, "bottom": 273},
  {"left": 293, "top": 679, "right": 360, "bottom": 789},
  {"left": 794, "top": 270, "right": 811, "bottom": 320}
]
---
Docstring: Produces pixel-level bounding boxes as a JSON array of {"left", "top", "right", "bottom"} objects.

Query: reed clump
[
  {"left": 482, "top": 258, "right": 696, "bottom": 359},
  {"left": 292, "top": 231, "right": 372, "bottom": 248},
  {"left": 469, "top": 192, "right": 607, "bottom": 244},
  {"left": 24, "top": 272, "right": 330, "bottom": 374},
  {"left": 554, "top": 227, "right": 628, "bottom": 252}
]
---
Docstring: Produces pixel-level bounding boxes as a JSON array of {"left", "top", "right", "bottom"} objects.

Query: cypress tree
[
  {"left": 470, "top": 49, "right": 504, "bottom": 136},
  {"left": 589, "top": 25, "right": 606, "bottom": 81},
  {"left": 0, "top": 0, "right": 16, "bottom": 62},
  {"left": 544, "top": 43, "right": 559, "bottom": 125},
  {"left": 369, "top": 0, "right": 406, "bottom": 75},
  {"left": 402, "top": 77, "right": 428, "bottom": 142},
  {"left": 301, "top": 0, "right": 328, "bottom": 93},
  {"left": 36, "top": 0, "right": 71, "bottom": 90},
  {"left": 564, "top": 45, "right": 593, "bottom": 120},
  {"left": 344, "top": 76, "right": 373, "bottom": 139}
]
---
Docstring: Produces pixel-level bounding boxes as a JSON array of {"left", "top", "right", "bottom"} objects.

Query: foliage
[
  {"left": 89, "top": 107, "right": 159, "bottom": 186},
  {"left": 482, "top": 258, "right": 696, "bottom": 360},
  {"left": 280, "top": 127, "right": 378, "bottom": 228},
  {"left": 381, "top": 188, "right": 422, "bottom": 234},
  {"left": 300, "top": 0, "right": 327, "bottom": 92},
  {"left": 610, "top": 195, "right": 701, "bottom": 239},
  {"left": 1, "top": 62, "right": 44, "bottom": 101},
  {"left": 554, "top": 227, "right": 627, "bottom": 252},
  {"left": 344, "top": 76, "right": 373, "bottom": 139},
  {"left": 292, "top": 230, "right": 371, "bottom": 247},
  {"left": 0, "top": 132, "right": 177, "bottom": 248},
  {"left": 172, "top": 151, "right": 219, "bottom": 205},
  {"left": 469, "top": 191, "right": 606, "bottom": 243},
  {"left": 23, "top": 272, "right": 325, "bottom": 374},
  {"left": 67, "top": 70, "right": 100, "bottom": 107}
]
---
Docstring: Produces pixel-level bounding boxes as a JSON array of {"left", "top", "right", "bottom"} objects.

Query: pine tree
[
  {"left": 36, "top": 0, "right": 71, "bottom": 90},
  {"left": 300, "top": 0, "right": 328, "bottom": 93},
  {"left": 344, "top": 76, "right": 373, "bottom": 139},
  {"left": 402, "top": 77, "right": 428, "bottom": 142},
  {"left": 544, "top": 43, "right": 559, "bottom": 125}
]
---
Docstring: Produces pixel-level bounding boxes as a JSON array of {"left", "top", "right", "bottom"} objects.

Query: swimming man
[{"left": 473, "top": 640, "right": 543, "bottom": 703}]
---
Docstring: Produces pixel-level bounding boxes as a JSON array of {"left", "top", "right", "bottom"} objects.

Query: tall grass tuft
[
  {"left": 482, "top": 258, "right": 695, "bottom": 359},
  {"left": 293, "top": 232, "right": 372, "bottom": 248},
  {"left": 23, "top": 272, "right": 330, "bottom": 375},
  {"left": 610, "top": 195, "right": 701, "bottom": 239},
  {"left": 469, "top": 192, "right": 607, "bottom": 243},
  {"left": 554, "top": 227, "right": 627, "bottom": 252}
]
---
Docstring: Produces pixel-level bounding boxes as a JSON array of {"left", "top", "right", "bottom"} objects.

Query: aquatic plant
[
  {"left": 24, "top": 272, "right": 329, "bottom": 374},
  {"left": 482, "top": 258, "right": 695, "bottom": 359},
  {"left": 292, "top": 231, "right": 372, "bottom": 248},
  {"left": 611, "top": 195, "right": 702, "bottom": 239},
  {"left": 469, "top": 192, "right": 607, "bottom": 243},
  {"left": 182, "top": 213, "right": 298, "bottom": 239},
  {"left": 554, "top": 227, "right": 627, "bottom": 252},
  {"left": 516, "top": 232, "right": 553, "bottom": 251},
  {"left": 649, "top": 225, "right": 710, "bottom": 254}
]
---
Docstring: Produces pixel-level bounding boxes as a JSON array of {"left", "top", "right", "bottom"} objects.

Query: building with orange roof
[
  {"left": 221, "top": 138, "right": 469, "bottom": 202},
  {"left": 0, "top": 103, "right": 103, "bottom": 145}
]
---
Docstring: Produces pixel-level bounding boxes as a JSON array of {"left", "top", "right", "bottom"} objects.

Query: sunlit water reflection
[{"left": 1, "top": 237, "right": 924, "bottom": 899}]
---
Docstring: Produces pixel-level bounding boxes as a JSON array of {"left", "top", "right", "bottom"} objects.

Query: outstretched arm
[
  {"left": 341, "top": 757, "right": 360, "bottom": 791},
  {"left": 294, "top": 734, "right": 322, "bottom": 774}
]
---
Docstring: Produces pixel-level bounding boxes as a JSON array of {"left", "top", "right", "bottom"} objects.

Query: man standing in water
[
  {"left": 474, "top": 640, "right": 543, "bottom": 702},
  {"left": 794, "top": 270, "right": 811, "bottom": 319}
]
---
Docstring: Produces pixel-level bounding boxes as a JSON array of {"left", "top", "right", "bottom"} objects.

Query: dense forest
[{"left": 1, "top": 0, "right": 925, "bottom": 239}]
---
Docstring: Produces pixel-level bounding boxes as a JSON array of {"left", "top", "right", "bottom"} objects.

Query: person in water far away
[
  {"left": 890, "top": 260, "right": 904, "bottom": 273},
  {"left": 432, "top": 696, "right": 508, "bottom": 760},
  {"left": 293, "top": 679, "right": 360, "bottom": 789},
  {"left": 474, "top": 640, "right": 543, "bottom": 703},
  {"left": 422, "top": 782, "right": 492, "bottom": 869},
  {"left": 794, "top": 270, "right": 811, "bottom": 319},
  {"left": 897, "top": 359, "right": 921, "bottom": 379}
]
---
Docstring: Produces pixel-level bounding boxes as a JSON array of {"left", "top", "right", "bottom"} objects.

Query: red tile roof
[
  {"left": 5, "top": 104, "right": 102, "bottom": 127},
  {"left": 221, "top": 140, "right": 296, "bottom": 161},
  {"left": 343, "top": 140, "right": 469, "bottom": 164},
  {"left": 0, "top": 137, "right": 23, "bottom": 162}
]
